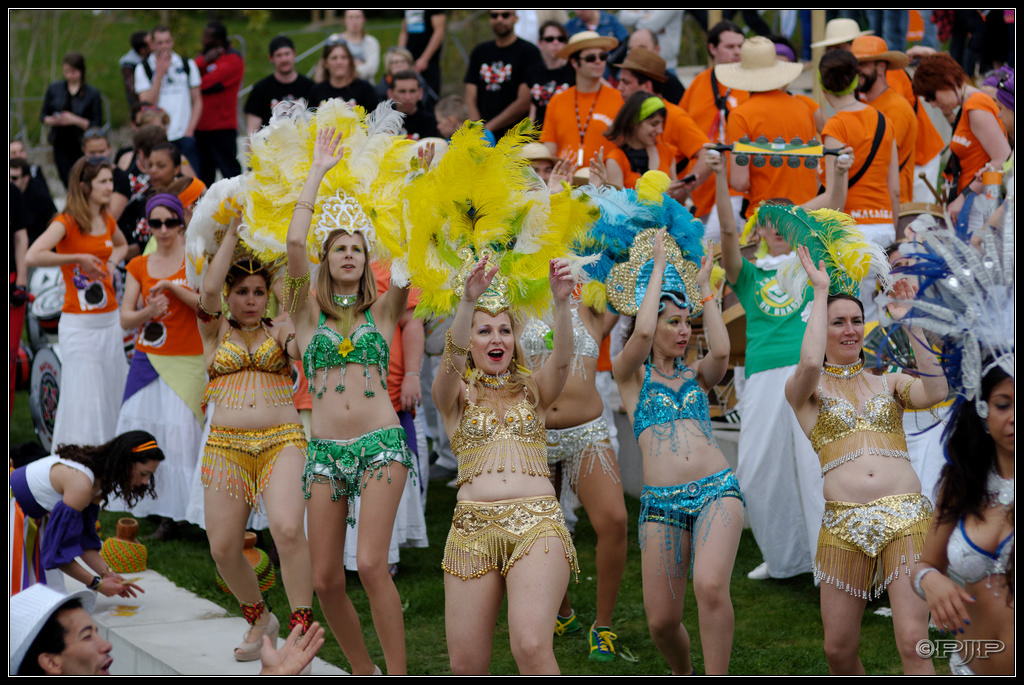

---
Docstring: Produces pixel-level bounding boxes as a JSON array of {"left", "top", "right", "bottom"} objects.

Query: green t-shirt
[{"left": 730, "top": 258, "right": 811, "bottom": 377}]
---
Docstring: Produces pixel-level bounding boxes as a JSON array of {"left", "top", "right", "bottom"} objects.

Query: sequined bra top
[
  {"left": 810, "top": 373, "right": 909, "bottom": 476},
  {"left": 449, "top": 388, "right": 549, "bottom": 487},
  {"left": 303, "top": 310, "right": 388, "bottom": 398},
  {"left": 205, "top": 327, "right": 293, "bottom": 410},
  {"left": 633, "top": 362, "right": 713, "bottom": 442},
  {"left": 520, "top": 307, "right": 601, "bottom": 375},
  {"left": 946, "top": 520, "right": 1014, "bottom": 586}
]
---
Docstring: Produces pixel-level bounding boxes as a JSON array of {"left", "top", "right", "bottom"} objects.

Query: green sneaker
[
  {"left": 553, "top": 611, "right": 580, "bottom": 636},
  {"left": 588, "top": 624, "right": 617, "bottom": 662}
]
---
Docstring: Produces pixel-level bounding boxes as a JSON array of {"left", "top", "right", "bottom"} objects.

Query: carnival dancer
[
  {"left": 10, "top": 431, "right": 162, "bottom": 596},
  {"left": 407, "top": 120, "right": 594, "bottom": 674},
  {"left": 780, "top": 204, "right": 947, "bottom": 674},
  {"left": 25, "top": 157, "right": 130, "bottom": 449},
  {"left": 593, "top": 171, "right": 741, "bottom": 675},
  {"left": 190, "top": 182, "right": 313, "bottom": 663},
  {"left": 244, "top": 99, "right": 420, "bottom": 675},
  {"left": 110, "top": 194, "right": 204, "bottom": 539}
]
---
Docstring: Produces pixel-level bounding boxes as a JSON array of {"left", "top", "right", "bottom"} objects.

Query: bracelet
[
  {"left": 701, "top": 294, "right": 715, "bottom": 305},
  {"left": 444, "top": 329, "right": 470, "bottom": 374},
  {"left": 88, "top": 575, "right": 102, "bottom": 590},
  {"left": 295, "top": 200, "right": 315, "bottom": 213},
  {"left": 912, "top": 565, "right": 938, "bottom": 600},
  {"left": 196, "top": 297, "right": 222, "bottom": 323}
]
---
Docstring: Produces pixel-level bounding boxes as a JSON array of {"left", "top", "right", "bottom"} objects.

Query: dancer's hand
[
  {"left": 704, "top": 143, "right": 725, "bottom": 175},
  {"left": 96, "top": 575, "right": 144, "bottom": 598},
  {"left": 652, "top": 228, "right": 667, "bottom": 270},
  {"left": 696, "top": 254, "right": 713, "bottom": 292},
  {"left": 797, "top": 245, "right": 830, "bottom": 292},
  {"left": 885, "top": 277, "right": 917, "bottom": 321},
  {"left": 260, "top": 621, "right": 326, "bottom": 675},
  {"left": 919, "top": 570, "right": 975, "bottom": 635},
  {"left": 312, "top": 126, "right": 345, "bottom": 172},
  {"left": 549, "top": 258, "right": 575, "bottom": 302},
  {"left": 589, "top": 147, "right": 608, "bottom": 187},
  {"left": 462, "top": 255, "right": 500, "bottom": 303},
  {"left": 548, "top": 149, "right": 578, "bottom": 193},
  {"left": 77, "top": 254, "right": 106, "bottom": 280}
]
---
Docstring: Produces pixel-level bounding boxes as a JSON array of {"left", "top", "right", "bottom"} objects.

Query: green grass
[{"left": 11, "top": 388, "right": 946, "bottom": 674}]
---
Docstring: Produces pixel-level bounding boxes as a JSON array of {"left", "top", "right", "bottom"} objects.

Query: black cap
[{"left": 269, "top": 35, "right": 295, "bottom": 55}]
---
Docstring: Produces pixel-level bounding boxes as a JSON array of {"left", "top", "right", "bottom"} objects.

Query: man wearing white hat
[
  {"left": 810, "top": 17, "right": 873, "bottom": 51},
  {"left": 540, "top": 31, "right": 624, "bottom": 168},
  {"left": 10, "top": 584, "right": 111, "bottom": 675}
]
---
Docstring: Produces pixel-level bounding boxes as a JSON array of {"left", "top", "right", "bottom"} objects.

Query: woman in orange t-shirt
[
  {"left": 603, "top": 92, "right": 678, "bottom": 189},
  {"left": 911, "top": 53, "right": 1011, "bottom": 224},
  {"left": 111, "top": 193, "right": 204, "bottom": 532},
  {"left": 26, "top": 157, "right": 129, "bottom": 449}
]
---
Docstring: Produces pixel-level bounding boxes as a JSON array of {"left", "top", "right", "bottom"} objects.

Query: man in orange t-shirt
[
  {"left": 679, "top": 20, "right": 748, "bottom": 236},
  {"left": 852, "top": 37, "right": 918, "bottom": 204},
  {"left": 888, "top": 69, "right": 946, "bottom": 203},
  {"left": 540, "top": 31, "right": 623, "bottom": 169}
]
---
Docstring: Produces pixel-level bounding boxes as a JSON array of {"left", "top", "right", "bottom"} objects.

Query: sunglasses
[
  {"left": 489, "top": 11, "right": 512, "bottom": 19},
  {"left": 541, "top": 35, "right": 566, "bottom": 43},
  {"left": 580, "top": 52, "right": 609, "bottom": 64},
  {"left": 326, "top": 33, "right": 347, "bottom": 47},
  {"left": 148, "top": 217, "right": 183, "bottom": 229}
]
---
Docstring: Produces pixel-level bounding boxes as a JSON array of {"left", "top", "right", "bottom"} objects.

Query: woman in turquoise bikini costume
[
  {"left": 284, "top": 125, "right": 415, "bottom": 675},
  {"left": 613, "top": 229, "right": 743, "bottom": 675}
]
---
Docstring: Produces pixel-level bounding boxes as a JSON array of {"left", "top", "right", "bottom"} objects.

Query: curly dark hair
[
  {"left": 55, "top": 430, "right": 165, "bottom": 508},
  {"left": 935, "top": 366, "right": 1012, "bottom": 526}
]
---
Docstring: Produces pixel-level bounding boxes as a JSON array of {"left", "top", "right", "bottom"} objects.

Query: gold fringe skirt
[
  {"left": 814, "top": 492, "right": 932, "bottom": 599},
  {"left": 442, "top": 495, "right": 579, "bottom": 581},
  {"left": 202, "top": 423, "right": 307, "bottom": 512}
]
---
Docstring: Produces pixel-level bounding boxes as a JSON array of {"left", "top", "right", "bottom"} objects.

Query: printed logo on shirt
[
  {"left": 756, "top": 275, "right": 802, "bottom": 317},
  {"left": 848, "top": 208, "right": 894, "bottom": 221},
  {"left": 951, "top": 133, "right": 972, "bottom": 149},
  {"left": 531, "top": 81, "right": 570, "bottom": 107},
  {"left": 480, "top": 62, "right": 513, "bottom": 91}
]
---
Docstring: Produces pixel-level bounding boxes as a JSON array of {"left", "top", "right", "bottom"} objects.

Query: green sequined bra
[{"left": 303, "top": 310, "right": 389, "bottom": 398}]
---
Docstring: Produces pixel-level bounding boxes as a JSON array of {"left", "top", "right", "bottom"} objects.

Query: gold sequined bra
[
  {"left": 450, "top": 391, "right": 549, "bottom": 487},
  {"left": 810, "top": 373, "right": 910, "bottom": 476},
  {"left": 205, "top": 329, "right": 293, "bottom": 409}
]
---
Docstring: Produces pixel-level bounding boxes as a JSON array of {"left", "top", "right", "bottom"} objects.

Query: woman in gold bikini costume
[
  {"left": 433, "top": 254, "right": 579, "bottom": 675},
  {"left": 786, "top": 245, "right": 947, "bottom": 675},
  {"left": 196, "top": 215, "right": 313, "bottom": 663}
]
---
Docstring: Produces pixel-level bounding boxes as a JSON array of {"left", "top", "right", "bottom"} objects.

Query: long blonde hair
[{"left": 314, "top": 229, "right": 378, "bottom": 321}]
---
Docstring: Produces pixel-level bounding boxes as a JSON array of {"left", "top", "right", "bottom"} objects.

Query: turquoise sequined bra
[
  {"left": 303, "top": 310, "right": 389, "bottom": 398},
  {"left": 633, "top": 362, "right": 714, "bottom": 442}
]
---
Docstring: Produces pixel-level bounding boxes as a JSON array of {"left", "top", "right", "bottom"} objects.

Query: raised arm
[
  {"left": 533, "top": 258, "right": 575, "bottom": 410},
  {"left": 706, "top": 145, "right": 741, "bottom": 284},
  {"left": 784, "top": 246, "right": 830, "bottom": 413},
  {"left": 884, "top": 278, "right": 949, "bottom": 409},
  {"left": 198, "top": 214, "right": 240, "bottom": 339},
  {"left": 693, "top": 255, "right": 729, "bottom": 389},
  {"left": 802, "top": 145, "right": 853, "bottom": 211},
  {"left": 612, "top": 229, "right": 665, "bottom": 381}
]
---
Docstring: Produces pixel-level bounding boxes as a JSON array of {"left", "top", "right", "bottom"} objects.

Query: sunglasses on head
[
  {"left": 148, "top": 217, "right": 183, "bottom": 229},
  {"left": 541, "top": 35, "right": 566, "bottom": 43},
  {"left": 490, "top": 11, "right": 512, "bottom": 19},
  {"left": 326, "top": 33, "right": 347, "bottom": 47},
  {"left": 580, "top": 52, "right": 609, "bottom": 64}
]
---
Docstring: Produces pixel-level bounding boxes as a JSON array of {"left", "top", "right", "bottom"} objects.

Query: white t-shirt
[{"left": 134, "top": 52, "right": 201, "bottom": 141}]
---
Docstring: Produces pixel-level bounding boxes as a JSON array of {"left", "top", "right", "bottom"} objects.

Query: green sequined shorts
[{"left": 302, "top": 425, "right": 416, "bottom": 526}]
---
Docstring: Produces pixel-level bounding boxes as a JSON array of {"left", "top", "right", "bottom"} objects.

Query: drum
[
  {"left": 897, "top": 202, "right": 947, "bottom": 242},
  {"left": 27, "top": 267, "right": 65, "bottom": 350},
  {"left": 29, "top": 345, "right": 62, "bottom": 453}
]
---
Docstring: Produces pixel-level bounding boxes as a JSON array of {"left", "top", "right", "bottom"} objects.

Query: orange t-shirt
[
  {"left": 889, "top": 69, "right": 945, "bottom": 166},
  {"left": 540, "top": 85, "right": 624, "bottom": 166},
  {"left": 822, "top": 107, "right": 897, "bottom": 224},
  {"left": 949, "top": 91, "right": 1006, "bottom": 193},
  {"left": 125, "top": 255, "right": 203, "bottom": 356},
  {"left": 726, "top": 90, "right": 819, "bottom": 218},
  {"left": 866, "top": 87, "right": 918, "bottom": 203},
  {"left": 605, "top": 140, "right": 679, "bottom": 189},
  {"left": 372, "top": 262, "right": 422, "bottom": 415},
  {"left": 54, "top": 212, "right": 119, "bottom": 315},
  {"left": 663, "top": 101, "right": 709, "bottom": 165},
  {"left": 680, "top": 67, "right": 749, "bottom": 217}
]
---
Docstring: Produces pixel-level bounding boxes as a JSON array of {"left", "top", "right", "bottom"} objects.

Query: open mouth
[{"left": 487, "top": 349, "right": 505, "bottom": 361}]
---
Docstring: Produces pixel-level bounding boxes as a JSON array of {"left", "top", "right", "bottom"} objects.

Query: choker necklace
[
  {"left": 823, "top": 358, "right": 864, "bottom": 378},
  {"left": 987, "top": 469, "right": 1014, "bottom": 508},
  {"left": 228, "top": 318, "right": 263, "bottom": 333},
  {"left": 652, "top": 357, "right": 685, "bottom": 381},
  {"left": 333, "top": 293, "right": 359, "bottom": 308},
  {"left": 478, "top": 370, "right": 512, "bottom": 388}
]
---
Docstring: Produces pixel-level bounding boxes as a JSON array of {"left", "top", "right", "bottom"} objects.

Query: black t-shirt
[
  {"left": 526, "top": 61, "right": 575, "bottom": 128},
  {"left": 399, "top": 107, "right": 441, "bottom": 141},
  {"left": 112, "top": 166, "right": 132, "bottom": 201},
  {"left": 20, "top": 171, "right": 57, "bottom": 245},
  {"left": 244, "top": 73, "right": 316, "bottom": 126},
  {"left": 464, "top": 38, "right": 542, "bottom": 138},
  {"left": 404, "top": 10, "right": 445, "bottom": 65},
  {"left": 308, "top": 79, "right": 380, "bottom": 113},
  {"left": 10, "top": 182, "right": 27, "bottom": 277}
]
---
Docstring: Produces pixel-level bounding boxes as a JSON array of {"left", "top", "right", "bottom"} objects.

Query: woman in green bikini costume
[{"left": 283, "top": 122, "right": 416, "bottom": 675}]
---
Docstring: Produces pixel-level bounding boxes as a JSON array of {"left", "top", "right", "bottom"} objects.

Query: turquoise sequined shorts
[{"left": 302, "top": 425, "right": 415, "bottom": 526}]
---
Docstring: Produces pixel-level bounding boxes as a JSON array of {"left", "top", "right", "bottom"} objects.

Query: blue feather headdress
[{"left": 579, "top": 171, "right": 706, "bottom": 317}]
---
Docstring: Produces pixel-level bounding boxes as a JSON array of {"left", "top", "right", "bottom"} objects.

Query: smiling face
[
  {"left": 325, "top": 231, "right": 367, "bottom": 291},
  {"left": 986, "top": 376, "right": 1015, "bottom": 462},
  {"left": 226, "top": 274, "right": 270, "bottom": 325},
  {"left": 41, "top": 607, "right": 113, "bottom": 675},
  {"left": 654, "top": 300, "right": 692, "bottom": 358},
  {"left": 635, "top": 111, "right": 665, "bottom": 148},
  {"left": 470, "top": 310, "right": 515, "bottom": 375},
  {"left": 825, "top": 297, "right": 865, "bottom": 364}
]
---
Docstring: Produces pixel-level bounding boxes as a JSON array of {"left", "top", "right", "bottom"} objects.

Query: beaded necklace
[
  {"left": 574, "top": 87, "right": 602, "bottom": 166},
  {"left": 822, "top": 358, "right": 864, "bottom": 379}
]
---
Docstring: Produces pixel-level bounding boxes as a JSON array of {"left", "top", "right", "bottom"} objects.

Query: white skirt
[
  {"left": 343, "top": 462, "right": 428, "bottom": 571},
  {"left": 107, "top": 375, "right": 203, "bottom": 520},
  {"left": 51, "top": 311, "right": 129, "bottom": 450}
]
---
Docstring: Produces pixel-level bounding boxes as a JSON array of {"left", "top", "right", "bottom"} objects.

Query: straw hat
[
  {"left": 558, "top": 30, "right": 619, "bottom": 60},
  {"left": 614, "top": 48, "right": 667, "bottom": 83},
  {"left": 10, "top": 585, "right": 97, "bottom": 674},
  {"left": 714, "top": 36, "right": 803, "bottom": 92},
  {"left": 851, "top": 35, "right": 909, "bottom": 69},
  {"left": 810, "top": 18, "right": 872, "bottom": 48},
  {"left": 521, "top": 142, "right": 559, "bottom": 164}
]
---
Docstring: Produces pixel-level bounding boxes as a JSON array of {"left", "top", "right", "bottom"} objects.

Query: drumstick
[{"left": 917, "top": 172, "right": 944, "bottom": 205}]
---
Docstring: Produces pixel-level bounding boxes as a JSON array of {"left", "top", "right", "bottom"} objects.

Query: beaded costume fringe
[
  {"left": 453, "top": 441, "right": 550, "bottom": 487},
  {"left": 202, "top": 426, "right": 306, "bottom": 512},
  {"left": 204, "top": 371, "right": 294, "bottom": 410},
  {"left": 814, "top": 517, "right": 929, "bottom": 600}
]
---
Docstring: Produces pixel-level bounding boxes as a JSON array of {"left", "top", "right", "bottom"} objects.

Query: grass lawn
[{"left": 10, "top": 388, "right": 946, "bottom": 675}]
